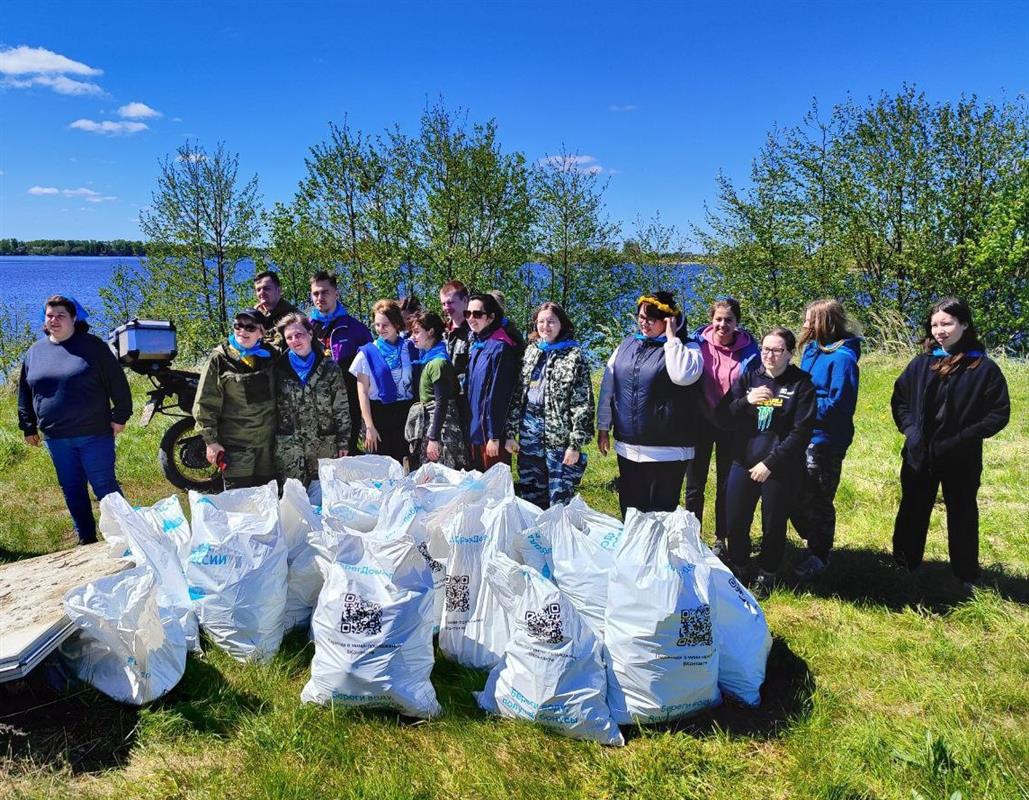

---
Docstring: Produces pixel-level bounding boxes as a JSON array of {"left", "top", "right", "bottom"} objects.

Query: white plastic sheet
[
  {"left": 476, "top": 553, "right": 624, "bottom": 746},
  {"left": 300, "top": 527, "right": 440, "bottom": 718},
  {"left": 186, "top": 481, "right": 287, "bottom": 662},
  {"left": 62, "top": 566, "right": 187, "bottom": 705},
  {"left": 98, "top": 493, "right": 200, "bottom": 652},
  {"left": 604, "top": 508, "right": 720, "bottom": 724}
]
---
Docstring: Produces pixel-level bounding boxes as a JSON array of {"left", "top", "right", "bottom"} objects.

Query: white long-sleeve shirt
[{"left": 596, "top": 337, "right": 704, "bottom": 463}]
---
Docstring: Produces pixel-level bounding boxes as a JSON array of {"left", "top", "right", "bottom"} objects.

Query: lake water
[{"left": 2, "top": 255, "right": 137, "bottom": 327}]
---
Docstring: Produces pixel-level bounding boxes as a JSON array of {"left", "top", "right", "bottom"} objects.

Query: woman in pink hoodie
[{"left": 684, "top": 298, "right": 760, "bottom": 554}]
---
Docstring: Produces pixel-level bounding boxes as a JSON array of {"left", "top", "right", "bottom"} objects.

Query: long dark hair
[{"left": 922, "top": 297, "right": 985, "bottom": 376}]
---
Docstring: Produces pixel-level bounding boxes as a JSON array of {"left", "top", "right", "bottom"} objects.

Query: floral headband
[{"left": 637, "top": 295, "right": 679, "bottom": 316}]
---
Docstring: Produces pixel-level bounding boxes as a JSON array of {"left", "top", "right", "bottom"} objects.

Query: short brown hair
[
  {"left": 409, "top": 310, "right": 445, "bottom": 341},
  {"left": 310, "top": 270, "right": 337, "bottom": 288},
  {"left": 440, "top": 279, "right": 468, "bottom": 300},
  {"left": 763, "top": 326, "right": 796, "bottom": 353},
  {"left": 710, "top": 297, "right": 741, "bottom": 322},
  {"left": 372, "top": 299, "right": 405, "bottom": 332},
  {"left": 276, "top": 312, "right": 313, "bottom": 339},
  {"left": 44, "top": 295, "right": 77, "bottom": 318}
]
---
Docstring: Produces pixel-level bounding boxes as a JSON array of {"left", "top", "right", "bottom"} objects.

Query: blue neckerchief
[
  {"left": 288, "top": 349, "right": 317, "bottom": 385},
  {"left": 360, "top": 341, "right": 403, "bottom": 403},
  {"left": 537, "top": 338, "right": 580, "bottom": 353},
  {"left": 374, "top": 336, "right": 403, "bottom": 369},
  {"left": 228, "top": 334, "right": 271, "bottom": 359},
  {"left": 634, "top": 333, "right": 667, "bottom": 343},
  {"left": 415, "top": 342, "right": 449, "bottom": 365},
  {"left": 932, "top": 346, "right": 984, "bottom": 358},
  {"left": 309, "top": 303, "right": 348, "bottom": 324}
]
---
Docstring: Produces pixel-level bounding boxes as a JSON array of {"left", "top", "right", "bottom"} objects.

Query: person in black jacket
[
  {"left": 17, "top": 295, "right": 132, "bottom": 545},
  {"left": 718, "top": 326, "right": 816, "bottom": 598},
  {"left": 891, "top": 297, "right": 1010, "bottom": 589}
]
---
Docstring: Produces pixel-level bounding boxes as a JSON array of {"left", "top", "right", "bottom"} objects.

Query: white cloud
[
  {"left": 27, "top": 184, "right": 116, "bottom": 202},
  {"left": 69, "top": 118, "right": 148, "bottom": 135},
  {"left": 177, "top": 152, "right": 206, "bottom": 163},
  {"left": 62, "top": 187, "right": 117, "bottom": 202},
  {"left": 608, "top": 104, "right": 639, "bottom": 113},
  {"left": 0, "top": 46, "right": 101, "bottom": 76},
  {"left": 0, "top": 46, "right": 105, "bottom": 95},
  {"left": 118, "top": 101, "right": 161, "bottom": 119},
  {"left": 171, "top": 116, "right": 183, "bottom": 123},
  {"left": 537, "top": 153, "right": 611, "bottom": 175}
]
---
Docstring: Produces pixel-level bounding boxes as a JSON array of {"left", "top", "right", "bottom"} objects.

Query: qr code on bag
[
  {"left": 417, "top": 541, "right": 444, "bottom": 573},
  {"left": 524, "top": 603, "right": 563, "bottom": 644},
  {"left": 676, "top": 604, "right": 712, "bottom": 647},
  {"left": 445, "top": 574, "right": 470, "bottom": 612},
  {"left": 339, "top": 593, "right": 383, "bottom": 636}
]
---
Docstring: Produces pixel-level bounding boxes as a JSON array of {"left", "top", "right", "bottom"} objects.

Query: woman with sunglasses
[
  {"left": 274, "top": 313, "right": 352, "bottom": 486},
  {"left": 718, "top": 327, "right": 816, "bottom": 599},
  {"left": 683, "top": 296, "right": 760, "bottom": 553},
  {"left": 891, "top": 297, "right": 1009, "bottom": 591},
  {"left": 465, "top": 292, "right": 520, "bottom": 471},
  {"left": 405, "top": 310, "right": 469, "bottom": 469},
  {"left": 504, "top": 301, "right": 594, "bottom": 508},
  {"left": 193, "top": 308, "right": 278, "bottom": 489},
  {"left": 349, "top": 299, "right": 418, "bottom": 465},
  {"left": 596, "top": 291, "right": 704, "bottom": 518}
]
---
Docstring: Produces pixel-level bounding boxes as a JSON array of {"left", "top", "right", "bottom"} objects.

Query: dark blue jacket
[
  {"left": 799, "top": 337, "right": 861, "bottom": 451},
  {"left": 611, "top": 335, "right": 698, "bottom": 447},
  {"left": 18, "top": 328, "right": 133, "bottom": 439},
  {"left": 310, "top": 311, "right": 372, "bottom": 372},
  {"left": 466, "top": 327, "right": 520, "bottom": 445}
]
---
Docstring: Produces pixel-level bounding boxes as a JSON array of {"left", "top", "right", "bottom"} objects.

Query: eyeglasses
[
  {"left": 233, "top": 322, "right": 259, "bottom": 332},
  {"left": 464, "top": 309, "right": 488, "bottom": 319},
  {"left": 761, "top": 347, "right": 787, "bottom": 356}
]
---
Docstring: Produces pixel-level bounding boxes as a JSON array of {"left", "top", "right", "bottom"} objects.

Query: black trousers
[
  {"left": 790, "top": 444, "right": 846, "bottom": 560},
  {"left": 892, "top": 451, "right": 982, "bottom": 582},
  {"left": 726, "top": 460, "right": 801, "bottom": 574},
  {"left": 342, "top": 372, "right": 363, "bottom": 454},
  {"left": 370, "top": 399, "right": 414, "bottom": 467},
  {"left": 683, "top": 424, "right": 735, "bottom": 540},
  {"left": 616, "top": 455, "right": 688, "bottom": 519}
]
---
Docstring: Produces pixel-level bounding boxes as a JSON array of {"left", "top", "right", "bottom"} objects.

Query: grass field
[{"left": 1, "top": 354, "right": 1026, "bottom": 800}]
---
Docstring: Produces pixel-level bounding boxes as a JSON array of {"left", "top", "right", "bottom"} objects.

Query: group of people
[{"left": 17, "top": 273, "right": 1010, "bottom": 599}]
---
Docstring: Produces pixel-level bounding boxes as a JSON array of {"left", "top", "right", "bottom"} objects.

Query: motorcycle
[{"left": 109, "top": 320, "right": 222, "bottom": 493}]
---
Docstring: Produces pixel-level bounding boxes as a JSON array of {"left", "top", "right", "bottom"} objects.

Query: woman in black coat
[{"left": 891, "top": 297, "right": 1010, "bottom": 589}]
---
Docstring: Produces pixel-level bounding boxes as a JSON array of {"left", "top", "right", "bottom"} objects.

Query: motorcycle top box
[{"left": 109, "top": 319, "right": 177, "bottom": 365}]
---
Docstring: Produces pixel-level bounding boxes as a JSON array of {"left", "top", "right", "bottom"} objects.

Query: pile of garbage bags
[{"left": 62, "top": 457, "right": 772, "bottom": 744}]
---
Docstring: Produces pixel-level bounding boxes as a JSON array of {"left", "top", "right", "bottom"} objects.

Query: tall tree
[{"left": 138, "top": 141, "right": 263, "bottom": 358}]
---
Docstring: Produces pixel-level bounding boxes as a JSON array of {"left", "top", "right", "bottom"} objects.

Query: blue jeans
[{"left": 44, "top": 434, "right": 121, "bottom": 543}]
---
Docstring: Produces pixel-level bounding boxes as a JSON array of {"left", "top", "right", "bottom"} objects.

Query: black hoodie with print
[{"left": 717, "top": 363, "right": 817, "bottom": 472}]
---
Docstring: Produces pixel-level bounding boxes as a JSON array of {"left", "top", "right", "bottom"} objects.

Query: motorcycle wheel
[{"left": 159, "top": 417, "right": 224, "bottom": 493}]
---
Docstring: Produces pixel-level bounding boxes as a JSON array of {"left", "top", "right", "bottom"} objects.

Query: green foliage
[
  {"left": 0, "top": 238, "right": 145, "bottom": 256},
  {"left": 696, "top": 88, "right": 1029, "bottom": 349},
  {"left": 134, "top": 140, "right": 264, "bottom": 360},
  {"left": 0, "top": 304, "right": 35, "bottom": 382}
]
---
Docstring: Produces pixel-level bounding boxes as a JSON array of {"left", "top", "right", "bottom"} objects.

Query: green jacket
[
  {"left": 505, "top": 344, "right": 595, "bottom": 451},
  {"left": 275, "top": 351, "right": 351, "bottom": 453},
  {"left": 193, "top": 343, "right": 276, "bottom": 448}
]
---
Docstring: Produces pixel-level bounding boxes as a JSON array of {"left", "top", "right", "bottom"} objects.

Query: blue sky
[{"left": 1, "top": 0, "right": 1026, "bottom": 242}]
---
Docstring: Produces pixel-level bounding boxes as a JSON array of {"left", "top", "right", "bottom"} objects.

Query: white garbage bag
[
  {"left": 100, "top": 494, "right": 191, "bottom": 565},
  {"left": 439, "top": 496, "right": 528, "bottom": 669},
  {"left": 319, "top": 454, "right": 403, "bottom": 498},
  {"left": 476, "top": 554, "right": 624, "bottom": 746},
  {"left": 186, "top": 482, "right": 287, "bottom": 662},
  {"left": 98, "top": 493, "right": 200, "bottom": 652},
  {"left": 523, "top": 496, "right": 623, "bottom": 637},
  {"left": 300, "top": 528, "right": 440, "bottom": 719},
  {"left": 279, "top": 478, "right": 325, "bottom": 631},
  {"left": 675, "top": 515, "right": 771, "bottom": 707},
  {"left": 604, "top": 508, "right": 720, "bottom": 724},
  {"left": 62, "top": 566, "right": 187, "bottom": 705}
]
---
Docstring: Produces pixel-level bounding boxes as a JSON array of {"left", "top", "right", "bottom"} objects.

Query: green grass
[{"left": 1, "top": 355, "right": 1027, "bottom": 799}]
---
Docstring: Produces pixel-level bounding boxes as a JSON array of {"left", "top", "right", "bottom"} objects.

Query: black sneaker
[{"left": 711, "top": 538, "right": 729, "bottom": 559}]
